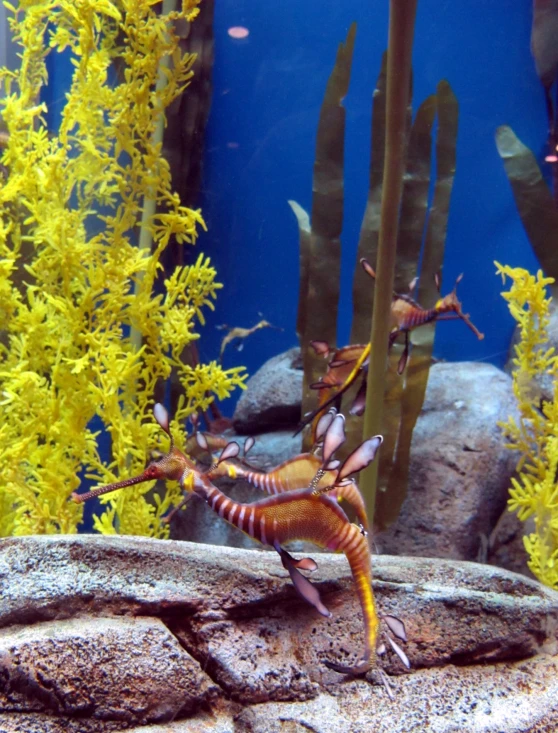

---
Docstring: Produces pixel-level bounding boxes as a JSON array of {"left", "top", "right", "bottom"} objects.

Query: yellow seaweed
[
  {"left": 0, "top": 1, "right": 246, "bottom": 538},
  {"left": 496, "top": 262, "right": 558, "bottom": 589}
]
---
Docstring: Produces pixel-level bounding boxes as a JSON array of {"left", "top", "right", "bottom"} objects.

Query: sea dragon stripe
[{"left": 191, "top": 478, "right": 377, "bottom": 671}]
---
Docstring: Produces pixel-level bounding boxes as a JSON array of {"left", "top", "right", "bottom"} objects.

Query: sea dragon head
[
  {"left": 433, "top": 273, "right": 484, "bottom": 340},
  {"left": 71, "top": 404, "right": 239, "bottom": 504}
]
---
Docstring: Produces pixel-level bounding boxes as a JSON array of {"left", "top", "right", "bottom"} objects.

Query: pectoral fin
[{"left": 275, "top": 543, "right": 329, "bottom": 617}]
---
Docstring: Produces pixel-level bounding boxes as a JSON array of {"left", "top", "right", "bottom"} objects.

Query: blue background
[
  {"left": 43, "top": 0, "right": 548, "bottom": 417},
  {"left": 194, "top": 0, "right": 546, "bottom": 415}
]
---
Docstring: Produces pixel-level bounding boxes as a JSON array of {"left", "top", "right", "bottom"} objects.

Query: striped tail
[
  {"left": 326, "top": 522, "right": 378, "bottom": 673},
  {"left": 193, "top": 476, "right": 378, "bottom": 673},
  {"left": 335, "top": 480, "right": 369, "bottom": 532}
]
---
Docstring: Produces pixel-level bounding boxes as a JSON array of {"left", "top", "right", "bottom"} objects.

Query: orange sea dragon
[
  {"left": 72, "top": 405, "right": 383, "bottom": 675},
  {"left": 298, "top": 258, "right": 485, "bottom": 433},
  {"left": 207, "top": 408, "right": 370, "bottom": 532}
]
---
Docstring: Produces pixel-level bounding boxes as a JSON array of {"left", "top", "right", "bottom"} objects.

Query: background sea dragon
[
  {"left": 299, "top": 259, "right": 485, "bottom": 433},
  {"left": 72, "top": 405, "right": 383, "bottom": 675}
]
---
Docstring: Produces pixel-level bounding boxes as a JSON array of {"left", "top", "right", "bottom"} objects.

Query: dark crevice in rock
[
  {"left": 223, "top": 583, "right": 341, "bottom": 621},
  {"left": 0, "top": 597, "right": 201, "bottom": 633},
  {"left": 157, "top": 608, "right": 229, "bottom": 703}
]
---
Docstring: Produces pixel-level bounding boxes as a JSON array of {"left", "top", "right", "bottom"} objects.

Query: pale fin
[
  {"left": 337, "top": 436, "right": 383, "bottom": 481},
  {"left": 322, "top": 413, "right": 346, "bottom": 466},
  {"left": 154, "top": 403, "right": 170, "bottom": 434},
  {"left": 218, "top": 441, "right": 240, "bottom": 463},
  {"left": 383, "top": 614, "right": 407, "bottom": 642},
  {"left": 275, "top": 543, "right": 330, "bottom": 617}
]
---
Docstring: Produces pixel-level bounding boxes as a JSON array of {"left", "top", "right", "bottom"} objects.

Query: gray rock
[
  {"left": 0, "top": 536, "right": 556, "bottom": 731},
  {"left": 377, "top": 362, "right": 521, "bottom": 561},
  {"left": 486, "top": 505, "right": 535, "bottom": 578},
  {"left": 0, "top": 616, "right": 215, "bottom": 723},
  {"left": 233, "top": 347, "right": 303, "bottom": 434}
]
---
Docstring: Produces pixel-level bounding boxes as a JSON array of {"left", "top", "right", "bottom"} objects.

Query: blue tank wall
[
  {"left": 196, "top": 0, "right": 546, "bottom": 414},
  {"left": 41, "top": 2, "right": 548, "bottom": 416}
]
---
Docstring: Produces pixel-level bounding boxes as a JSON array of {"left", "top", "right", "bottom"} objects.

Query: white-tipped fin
[
  {"left": 322, "top": 413, "right": 346, "bottom": 466},
  {"left": 244, "top": 436, "right": 255, "bottom": 456},
  {"left": 218, "top": 441, "right": 240, "bottom": 463},
  {"left": 154, "top": 403, "right": 170, "bottom": 434},
  {"left": 386, "top": 635, "right": 410, "bottom": 669},
  {"left": 196, "top": 432, "right": 209, "bottom": 451},
  {"left": 337, "top": 435, "right": 383, "bottom": 481},
  {"left": 360, "top": 258, "right": 376, "bottom": 279},
  {"left": 315, "top": 408, "right": 336, "bottom": 443}
]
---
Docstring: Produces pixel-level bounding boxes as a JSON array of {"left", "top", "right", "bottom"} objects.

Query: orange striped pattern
[
  {"left": 193, "top": 476, "right": 377, "bottom": 668},
  {"left": 211, "top": 455, "right": 369, "bottom": 531}
]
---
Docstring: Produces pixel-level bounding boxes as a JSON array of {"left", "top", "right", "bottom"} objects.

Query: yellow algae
[
  {"left": 0, "top": 1, "right": 246, "bottom": 538},
  {"left": 496, "top": 262, "right": 558, "bottom": 589}
]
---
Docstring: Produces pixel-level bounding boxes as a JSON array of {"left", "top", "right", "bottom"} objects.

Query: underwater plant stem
[
  {"left": 131, "top": 0, "right": 177, "bottom": 353},
  {"left": 360, "top": 0, "right": 418, "bottom": 524}
]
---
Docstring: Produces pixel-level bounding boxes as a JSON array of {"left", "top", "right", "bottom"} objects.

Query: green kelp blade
[
  {"left": 532, "top": 0, "right": 558, "bottom": 87},
  {"left": 374, "top": 346, "right": 404, "bottom": 501},
  {"left": 350, "top": 52, "right": 387, "bottom": 345},
  {"left": 300, "top": 23, "right": 357, "bottom": 443},
  {"left": 289, "top": 199, "right": 316, "bottom": 415},
  {"left": 496, "top": 125, "right": 558, "bottom": 282},
  {"left": 376, "top": 80, "right": 458, "bottom": 531}
]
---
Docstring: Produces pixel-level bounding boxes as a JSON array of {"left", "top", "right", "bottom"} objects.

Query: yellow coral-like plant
[
  {"left": 496, "top": 262, "right": 558, "bottom": 589},
  {"left": 0, "top": 0, "right": 246, "bottom": 538}
]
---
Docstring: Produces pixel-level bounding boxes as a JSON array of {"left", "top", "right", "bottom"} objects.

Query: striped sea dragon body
[
  {"left": 72, "top": 404, "right": 380, "bottom": 675},
  {"left": 191, "top": 471, "right": 377, "bottom": 673},
  {"left": 389, "top": 294, "right": 441, "bottom": 341},
  {"left": 211, "top": 453, "right": 369, "bottom": 531}
]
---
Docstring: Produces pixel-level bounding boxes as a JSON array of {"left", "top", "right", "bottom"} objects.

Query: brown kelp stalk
[
  {"left": 360, "top": 0, "right": 419, "bottom": 521},
  {"left": 292, "top": 25, "right": 356, "bottom": 450}
]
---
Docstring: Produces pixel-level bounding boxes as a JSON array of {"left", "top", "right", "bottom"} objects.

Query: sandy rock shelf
[{"left": 0, "top": 535, "right": 556, "bottom": 732}]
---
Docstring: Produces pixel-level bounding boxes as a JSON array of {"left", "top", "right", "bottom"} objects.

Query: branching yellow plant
[
  {"left": 496, "top": 262, "right": 558, "bottom": 589},
  {"left": 0, "top": 0, "right": 246, "bottom": 538}
]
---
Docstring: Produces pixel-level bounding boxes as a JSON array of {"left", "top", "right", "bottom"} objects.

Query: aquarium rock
[
  {"left": 233, "top": 347, "right": 303, "bottom": 434},
  {"left": 486, "top": 505, "right": 534, "bottom": 578},
  {"left": 0, "top": 536, "right": 556, "bottom": 732},
  {"left": 377, "top": 362, "right": 519, "bottom": 562}
]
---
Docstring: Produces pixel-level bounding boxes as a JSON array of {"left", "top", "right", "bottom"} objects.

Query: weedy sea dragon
[
  {"left": 298, "top": 258, "right": 485, "bottom": 434},
  {"left": 205, "top": 408, "right": 370, "bottom": 532},
  {"left": 72, "top": 405, "right": 383, "bottom": 675}
]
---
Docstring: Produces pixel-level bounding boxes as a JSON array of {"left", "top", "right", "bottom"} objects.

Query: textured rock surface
[
  {"left": 486, "top": 505, "right": 534, "bottom": 578},
  {"left": 233, "top": 347, "right": 303, "bottom": 434},
  {"left": 0, "top": 616, "right": 215, "bottom": 723},
  {"left": 0, "top": 535, "right": 557, "bottom": 731},
  {"left": 377, "top": 362, "right": 520, "bottom": 561}
]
